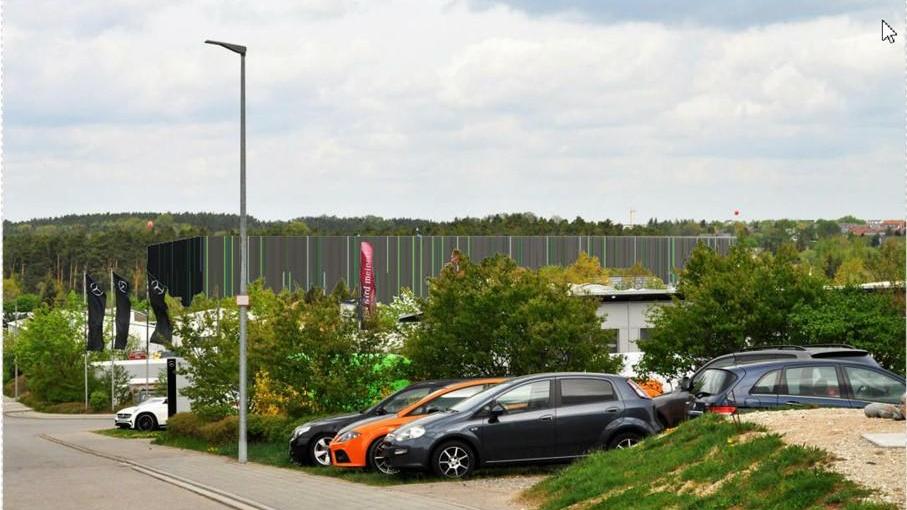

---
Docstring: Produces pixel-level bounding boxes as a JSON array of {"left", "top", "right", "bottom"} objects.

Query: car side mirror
[
  {"left": 489, "top": 402, "right": 506, "bottom": 422},
  {"left": 680, "top": 377, "right": 691, "bottom": 392},
  {"left": 426, "top": 406, "right": 440, "bottom": 414}
]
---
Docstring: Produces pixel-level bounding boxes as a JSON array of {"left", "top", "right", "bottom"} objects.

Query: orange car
[{"left": 329, "top": 378, "right": 506, "bottom": 473}]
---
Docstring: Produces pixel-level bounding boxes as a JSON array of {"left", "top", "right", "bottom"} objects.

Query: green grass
[
  {"left": 96, "top": 428, "right": 162, "bottom": 440},
  {"left": 526, "top": 414, "right": 897, "bottom": 510}
]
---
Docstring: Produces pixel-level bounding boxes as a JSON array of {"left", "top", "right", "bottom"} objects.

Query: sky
[{"left": 3, "top": 0, "right": 904, "bottom": 223}]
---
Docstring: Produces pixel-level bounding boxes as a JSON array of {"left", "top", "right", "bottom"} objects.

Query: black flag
[
  {"left": 113, "top": 273, "right": 131, "bottom": 349},
  {"left": 148, "top": 272, "right": 173, "bottom": 345},
  {"left": 85, "top": 274, "right": 106, "bottom": 351}
]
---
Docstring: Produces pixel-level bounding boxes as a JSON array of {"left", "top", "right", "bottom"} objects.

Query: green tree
[
  {"left": 405, "top": 254, "right": 621, "bottom": 378},
  {"left": 833, "top": 257, "right": 873, "bottom": 285},
  {"left": 13, "top": 296, "right": 91, "bottom": 403},
  {"left": 790, "top": 288, "right": 905, "bottom": 374},
  {"left": 637, "top": 243, "right": 825, "bottom": 378},
  {"left": 870, "top": 237, "right": 905, "bottom": 283}
]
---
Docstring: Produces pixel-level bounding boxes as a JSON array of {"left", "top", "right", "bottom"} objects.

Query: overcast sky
[{"left": 3, "top": 0, "right": 903, "bottom": 223}]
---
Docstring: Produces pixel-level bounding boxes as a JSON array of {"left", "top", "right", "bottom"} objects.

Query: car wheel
[
  {"left": 608, "top": 431, "right": 643, "bottom": 450},
  {"left": 309, "top": 434, "right": 334, "bottom": 467},
  {"left": 135, "top": 414, "right": 157, "bottom": 432},
  {"left": 367, "top": 437, "right": 399, "bottom": 475},
  {"left": 432, "top": 441, "right": 475, "bottom": 479}
]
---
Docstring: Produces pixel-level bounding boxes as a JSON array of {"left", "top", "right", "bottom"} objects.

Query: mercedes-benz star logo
[
  {"left": 117, "top": 280, "right": 129, "bottom": 293},
  {"left": 89, "top": 283, "right": 104, "bottom": 297},
  {"left": 150, "top": 279, "right": 165, "bottom": 295}
]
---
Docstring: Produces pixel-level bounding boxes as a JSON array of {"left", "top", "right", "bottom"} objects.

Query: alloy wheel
[
  {"left": 372, "top": 446, "right": 399, "bottom": 475},
  {"left": 437, "top": 446, "right": 471, "bottom": 478},
  {"left": 136, "top": 415, "right": 155, "bottom": 431},
  {"left": 312, "top": 436, "right": 332, "bottom": 466},
  {"left": 616, "top": 437, "right": 639, "bottom": 449}
]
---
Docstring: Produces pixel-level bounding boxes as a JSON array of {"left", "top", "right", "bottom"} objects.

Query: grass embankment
[{"left": 526, "top": 414, "right": 895, "bottom": 510}]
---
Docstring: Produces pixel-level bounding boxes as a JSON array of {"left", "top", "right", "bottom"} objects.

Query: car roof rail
[
  {"left": 802, "top": 343, "right": 857, "bottom": 349},
  {"left": 741, "top": 345, "right": 806, "bottom": 352}
]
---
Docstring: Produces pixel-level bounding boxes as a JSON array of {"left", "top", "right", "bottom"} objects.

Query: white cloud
[{"left": 3, "top": 1, "right": 902, "bottom": 222}]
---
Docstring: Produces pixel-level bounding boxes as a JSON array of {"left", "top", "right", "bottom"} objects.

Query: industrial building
[{"left": 149, "top": 235, "right": 734, "bottom": 305}]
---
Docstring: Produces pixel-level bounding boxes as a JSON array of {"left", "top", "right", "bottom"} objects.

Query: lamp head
[{"left": 205, "top": 40, "right": 246, "bottom": 56}]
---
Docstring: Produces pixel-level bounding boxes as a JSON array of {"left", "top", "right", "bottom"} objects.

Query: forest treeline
[{"left": 3, "top": 211, "right": 902, "bottom": 304}]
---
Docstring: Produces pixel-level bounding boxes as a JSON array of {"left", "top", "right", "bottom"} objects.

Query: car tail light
[{"left": 707, "top": 405, "right": 737, "bottom": 415}]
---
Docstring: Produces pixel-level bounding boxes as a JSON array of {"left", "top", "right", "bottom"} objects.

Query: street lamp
[{"left": 205, "top": 39, "right": 249, "bottom": 464}]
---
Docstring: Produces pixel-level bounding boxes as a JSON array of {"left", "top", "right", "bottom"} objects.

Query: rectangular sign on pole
[{"left": 166, "top": 358, "right": 177, "bottom": 417}]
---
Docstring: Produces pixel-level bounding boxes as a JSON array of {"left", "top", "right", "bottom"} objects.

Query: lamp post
[{"left": 205, "top": 39, "right": 249, "bottom": 464}]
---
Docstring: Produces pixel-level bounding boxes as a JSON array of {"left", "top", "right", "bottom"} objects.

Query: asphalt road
[{"left": 3, "top": 402, "right": 226, "bottom": 510}]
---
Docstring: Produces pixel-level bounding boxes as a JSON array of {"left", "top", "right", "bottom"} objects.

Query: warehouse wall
[{"left": 149, "top": 235, "right": 734, "bottom": 305}]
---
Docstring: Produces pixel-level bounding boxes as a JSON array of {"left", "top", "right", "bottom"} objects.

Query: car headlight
[
  {"left": 291, "top": 425, "right": 312, "bottom": 440},
  {"left": 335, "top": 431, "right": 360, "bottom": 443},
  {"left": 394, "top": 425, "right": 425, "bottom": 442}
]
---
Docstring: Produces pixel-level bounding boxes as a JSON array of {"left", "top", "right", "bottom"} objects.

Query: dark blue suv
[{"left": 687, "top": 359, "right": 905, "bottom": 418}]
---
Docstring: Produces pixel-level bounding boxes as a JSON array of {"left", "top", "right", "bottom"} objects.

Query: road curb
[{"left": 40, "top": 434, "right": 278, "bottom": 510}]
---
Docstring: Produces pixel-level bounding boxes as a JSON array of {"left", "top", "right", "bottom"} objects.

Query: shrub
[
  {"left": 89, "top": 390, "right": 109, "bottom": 411},
  {"left": 247, "top": 414, "right": 298, "bottom": 443},
  {"left": 406, "top": 253, "right": 622, "bottom": 378},
  {"left": 44, "top": 402, "right": 90, "bottom": 414},
  {"left": 199, "top": 416, "right": 239, "bottom": 445},
  {"left": 166, "top": 412, "right": 206, "bottom": 440}
]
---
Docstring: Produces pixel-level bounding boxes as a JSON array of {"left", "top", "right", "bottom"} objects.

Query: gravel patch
[
  {"left": 390, "top": 474, "right": 547, "bottom": 510},
  {"left": 742, "top": 408, "right": 906, "bottom": 509}
]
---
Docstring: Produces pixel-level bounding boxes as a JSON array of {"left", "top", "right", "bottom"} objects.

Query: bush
[
  {"left": 89, "top": 390, "right": 109, "bottom": 411},
  {"left": 406, "top": 253, "right": 622, "bottom": 378},
  {"left": 43, "top": 402, "right": 90, "bottom": 414},
  {"left": 166, "top": 412, "right": 206, "bottom": 440},
  {"left": 198, "top": 416, "right": 239, "bottom": 445},
  {"left": 247, "top": 414, "right": 298, "bottom": 443}
]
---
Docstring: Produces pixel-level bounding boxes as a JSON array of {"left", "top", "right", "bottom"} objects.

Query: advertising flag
[
  {"left": 148, "top": 272, "right": 173, "bottom": 345},
  {"left": 85, "top": 274, "right": 106, "bottom": 351},
  {"left": 359, "top": 241, "right": 376, "bottom": 317},
  {"left": 113, "top": 272, "right": 131, "bottom": 349}
]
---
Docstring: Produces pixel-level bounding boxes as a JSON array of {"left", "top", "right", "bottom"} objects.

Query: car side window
[
  {"left": 496, "top": 381, "right": 551, "bottom": 414},
  {"left": 844, "top": 367, "right": 905, "bottom": 404},
  {"left": 782, "top": 366, "right": 841, "bottom": 398},
  {"left": 560, "top": 378, "right": 616, "bottom": 405},
  {"left": 411, "top": 386, "right": 488, "bottom": 416},
  {"left": 750, "top": 370, "right": 780, "bottom": 394},
  {"left": 382, "top": 387, "right": 432, "bottom": 414}
]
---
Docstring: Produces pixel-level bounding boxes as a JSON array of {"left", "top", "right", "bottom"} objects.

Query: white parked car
[{"left": 114, "top": 397, "right": 169, "bottom": 431}]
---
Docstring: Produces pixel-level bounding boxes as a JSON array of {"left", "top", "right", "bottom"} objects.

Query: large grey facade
[{"left": 148, "top": 235, "right": 734, "bottom": 305}]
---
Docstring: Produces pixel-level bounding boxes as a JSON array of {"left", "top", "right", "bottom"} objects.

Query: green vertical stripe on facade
[
  {"left": 259, "top": 237, "right": 263, "bottom": 281},
  {"left": 396, "top": 237, "right": 401, "bottom": 294}
]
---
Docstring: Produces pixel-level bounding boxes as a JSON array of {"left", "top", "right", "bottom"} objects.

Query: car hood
[
  {"left": 116, "top": 406, "right": 138, "bottom": 415},
  {"left": 304, "top": 412, "right": 366, "bottom": 429},
  {"left": 336, "top": 414, "right": 388, "bottom": 436},
  {"left": 397, "top": 410, "right": 456, "bottom": 432}
]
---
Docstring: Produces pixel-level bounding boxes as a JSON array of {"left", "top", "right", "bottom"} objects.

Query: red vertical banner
[{"left": 359, "top": 241, "right": 376, "bottom": 317}]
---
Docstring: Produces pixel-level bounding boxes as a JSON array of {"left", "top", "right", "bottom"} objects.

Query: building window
[
  {"left": 638, "top": 328, "right": 652, "bottom": 341},
  {"left": 603, "top": 329, "right": 620, "bottom": 353}
]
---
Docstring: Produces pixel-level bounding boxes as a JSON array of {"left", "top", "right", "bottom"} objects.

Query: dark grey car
[{"left": 381, "top": 372, "right": 662, "bottom": 478}]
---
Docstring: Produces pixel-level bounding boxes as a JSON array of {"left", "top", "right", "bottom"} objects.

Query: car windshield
[
  {"left": 371, "top": 386, "right": 433, "bottom": 414},
  {"left": 450, "top": 380, "right": 515, "bottom": 412},
  {"left": 691, "top": 369, "right": 736, "bottom": 396}
]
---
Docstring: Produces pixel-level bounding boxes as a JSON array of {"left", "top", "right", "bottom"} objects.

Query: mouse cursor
[{"left": 882, "top": 19, "right": 897, "bottom": 44}]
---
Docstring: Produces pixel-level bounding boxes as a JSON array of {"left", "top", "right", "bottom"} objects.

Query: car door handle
[
  {"left": 605, "top": 407, "right": 620, "bottom": 413},
  {"left": 539, "top": 415, "right": 553, "bottom": 421}
]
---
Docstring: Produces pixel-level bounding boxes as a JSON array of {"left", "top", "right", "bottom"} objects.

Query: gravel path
[
  {"left": 391, "top": 474, "right": 547, "bottom": 510},
  {"left": 742, "top": 408, "right": 906, "bottom": 509}
]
